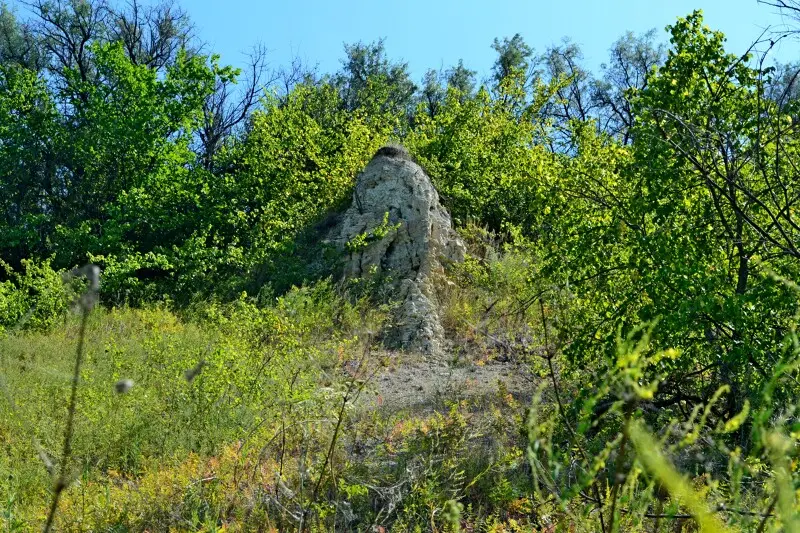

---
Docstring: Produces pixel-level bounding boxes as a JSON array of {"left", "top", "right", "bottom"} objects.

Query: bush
[{"left": 0, "top": 259, "right": 72, "bottom": 333}]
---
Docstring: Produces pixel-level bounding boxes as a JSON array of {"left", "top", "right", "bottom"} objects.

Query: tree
[
  {"left": 221, "top": 80, "right": 394, "bottom": 293},
  {"left": 273, "top": 54, "right": 319, "bottom": 105},
  {"left": 0, "top": 37, "right": 217, "bottom": 273},
  {"left": 592, "top": 29, "right": 665, "bottom": 144},
  {"left": 764, "top": 60, "right": 800, "bottom": 108},
  {"left": 414, "top": 60, "right": 476, "bottom": 120},
  {"left": 198, "top": 43, "right": 272, "bottom": 171},
  {"left": 542, "top": 39, "right": 595, "bottom": 123},
  {"left": 536, "top": 39, "right": 596, "bottom": 151},
  {"left": 445, "top": 59, "right": 475, "bottom": 96},
  {"left": 759, "top": 0, "right": 800, "bottom": 24},
  {"left": 417, "top": 68, "right": 445, "bottom": 118},
  {"left": 0, "top": 64, "right": 58, "bottom": 264},
  {"left": 628, "top": 10, "right": 800, "bottom": 414},
  {"left": 334, "top": 38, "right": 416, "bottom": 116},
  {"left": 406, "top": 80, "right": 557, "bottom": 232},
  {"left": 17, "top": 0, "right": 193, "bottom": 79},
  {"left": 8, "top": 0, "right": 260, "bottom": 168},
  {"left": 526, "top": 11, "right": 800, "bottom": 425},
  {"left": 490, "top": 33, "right": 532, "bottom": 86},
  {"left": 109, "top": 0, "right": 193, "bottom": 69},
  {"left": 23, "top": 0, "right": 109, "bottom": 101},
  {"left": 0, "top": 3, "right": 44, "bottom": 70}
]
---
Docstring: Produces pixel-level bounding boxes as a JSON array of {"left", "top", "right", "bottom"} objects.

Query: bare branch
[{"left": 199, "top": 42, "right": 275, "bottom": 170}]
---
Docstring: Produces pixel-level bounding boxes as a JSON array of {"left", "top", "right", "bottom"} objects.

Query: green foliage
[
  {"left": 519, "top": 10, "right": 800, "bottom": 425},
  {"left": 592, "top": 29, "right": 666, "bottom": 143},
  {"left": 627, "top": 11, "right": 800, "bottom": 408},
  {"left": 335, "top": 38, "right": 417, "bottom": 117},
  {"left": 0, "top": 37, "right": 393, "bottom": 305},
  {"left": 222, "top": 81, "right": 393, "bottom": 294},
  {"left": 0, "top": 259, "right": 71, "bottom": 333},
  {"left": 406, "top": 79, "right": 558, "bottom": 232},
  {"left": 629, "top": 423, "right": 733, "bottom": 533},
  {"left": 491, "top": 34, "right": 533, "bottom": 86},
  {"left": 527, "top": 311, "right": 800, "bottom": 531},
  {"left": 345, "top": 212, "right": 401, "bottom": 253},
  {"left": 0, "top": 39, "right": 217, "bottom": 276},
  {"left": 4, "top": 4, "right": 800, "bottom": 531},
  {"left": 0, "top": 64, "right": 58, "bottom": 262},
  {"left": 0, "top": 279, "right": 386, "bottom": 529}
]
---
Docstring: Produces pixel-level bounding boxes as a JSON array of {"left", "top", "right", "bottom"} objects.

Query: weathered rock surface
[{"left": 327, "top": 145, "right": 465, "bottom": 355}]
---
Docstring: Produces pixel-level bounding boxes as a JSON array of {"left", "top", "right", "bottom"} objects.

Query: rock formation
[{"left": 326, "top": 144, "right": 465, "bottom": 355}]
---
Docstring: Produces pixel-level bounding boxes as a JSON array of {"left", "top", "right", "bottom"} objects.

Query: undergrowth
[{"left": 3, "top": 233, "right": 800, "bottom": 531}]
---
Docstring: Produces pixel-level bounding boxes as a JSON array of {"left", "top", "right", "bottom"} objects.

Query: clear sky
[
  {"left": 6, "top": 0, "right": 800, "bottom": 81},
  {"left": 183, "top": 0, "right": 800, "bottom": 83}
]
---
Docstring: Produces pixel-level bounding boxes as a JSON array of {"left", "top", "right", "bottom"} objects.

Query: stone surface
[{"left": 327, "top": 144, "right": 465, "bottom": 354}]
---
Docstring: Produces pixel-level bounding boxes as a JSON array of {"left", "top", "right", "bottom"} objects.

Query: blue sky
[
  {"left": 184, "top": 0, "right": 800, "bottom": 84},
  {"left": 6, "top": 0, "right": 800, "bottom": 82}
]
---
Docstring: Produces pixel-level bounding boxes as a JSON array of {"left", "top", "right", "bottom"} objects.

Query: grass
[
  {"left": 3, "top": 239, "right": 800, "bottom": 531},
  {"left": 0, "top": 281, "right": 391, "bottom": 529},
  {"left": 0, "top": 273, "right": 534, "bottom": 531}
]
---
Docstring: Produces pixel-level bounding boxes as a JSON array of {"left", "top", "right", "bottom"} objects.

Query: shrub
[{"left": 0, "top": 259, "right": 71, "bottom": 333}]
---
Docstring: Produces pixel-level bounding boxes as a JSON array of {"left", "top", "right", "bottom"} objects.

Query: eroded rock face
[{"left": 327, "top": 145, "right": 465, "bottom": 354}]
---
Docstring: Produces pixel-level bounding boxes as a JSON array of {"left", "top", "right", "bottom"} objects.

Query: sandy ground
[{"left": 363, "top": 350, "right": 536, "bottom": 412}]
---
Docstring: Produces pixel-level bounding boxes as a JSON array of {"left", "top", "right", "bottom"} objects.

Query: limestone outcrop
[{"left": 326, "top": 145, "right": 465, "bottom": 355}]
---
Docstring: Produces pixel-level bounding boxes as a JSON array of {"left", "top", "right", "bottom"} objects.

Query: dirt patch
[{"left": 363, "top": 350, "right": 536, "bottom": 412}]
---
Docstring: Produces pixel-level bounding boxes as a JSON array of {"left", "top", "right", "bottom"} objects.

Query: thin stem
[
  {"left": 302, "top": 340, "right": 376, "bottom": 531},
  {"left": 43, "top": 302, "right": 90, "bottom": 533}
]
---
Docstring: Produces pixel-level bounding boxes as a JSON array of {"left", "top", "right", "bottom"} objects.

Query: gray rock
[{"left": 327, "top": 144, "right": 465, "bottom": 355}]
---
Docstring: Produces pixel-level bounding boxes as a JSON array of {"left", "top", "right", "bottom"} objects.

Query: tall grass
[{"left": 3, "top": 242, "right": 800, "bottom": 531}]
